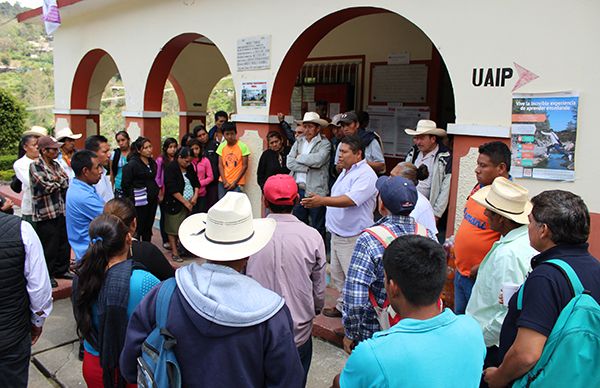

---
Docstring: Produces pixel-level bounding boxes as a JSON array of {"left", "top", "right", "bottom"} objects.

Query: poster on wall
[
  {"left": 241, "top": 81, "right": 267, "bottom": 107},
  {"left": 511, "top": 92, "right": 578, "bottom": 181}
]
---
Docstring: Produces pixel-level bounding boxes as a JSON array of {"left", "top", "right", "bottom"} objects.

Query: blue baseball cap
[{"left": 375, "top": 176, "right": 418, "bottom": 214}]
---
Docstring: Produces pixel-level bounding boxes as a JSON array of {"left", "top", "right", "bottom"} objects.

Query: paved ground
[{"left": 28, "top": 298, "right": 348, "bottom": 387}]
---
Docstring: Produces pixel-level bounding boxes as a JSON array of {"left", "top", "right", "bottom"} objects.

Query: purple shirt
[
  {"left": 247, "top": 213, "right": 326, "bottom": 347},
  {"left": 326, "top": 159, "right": 378, "bottom": 237}
]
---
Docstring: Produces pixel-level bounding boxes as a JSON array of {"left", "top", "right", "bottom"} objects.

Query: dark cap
[
  {"left": 264, "top": 174, "right": 299, "bottom": 206},
  {"left": 37, "top": 136, "right": 62, "bottom": 149},
  {"left": 338, "top": 111, "right": 359, "bottom": 125},
  {"left": 375, "top": 176, "right": 418, "bottom": 214}
]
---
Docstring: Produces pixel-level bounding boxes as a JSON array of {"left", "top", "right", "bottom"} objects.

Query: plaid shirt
[
  {"left": 342, "top": 214, "right": 437, "bottom": 341},
  {"left": 30, "top": 157, "right": 69, "bottom": 222}
]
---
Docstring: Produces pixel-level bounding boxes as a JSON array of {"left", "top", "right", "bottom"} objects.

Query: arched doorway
[
  {"left": 142, "top": 33, "right": 232, "bottom": 150},
  {"left": 67, "top": 49, "right": 123, "bottom": 148}
]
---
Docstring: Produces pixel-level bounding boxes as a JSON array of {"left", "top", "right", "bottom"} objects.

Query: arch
[
  {"left": 71, "top": 49, "right": 120, "bottom": 110},
  {"left": 270, "top": 7, "right": 389, "bottom": 114}
]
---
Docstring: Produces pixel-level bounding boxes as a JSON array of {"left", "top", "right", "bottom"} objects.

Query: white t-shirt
[
  {"left": 93, "top": 167, "right": 114, "bottom": 203},
  {"left": 411, "top": 192, "right": 438, "bottom": 236},
  {"left": 13, "top": 155, "right": 37, "bottom": 216}
]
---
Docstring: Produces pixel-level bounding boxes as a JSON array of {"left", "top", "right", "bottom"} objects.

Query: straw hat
[
  {"left": 23, "top": 126, "right": 48, "bottom": 137},
  {"left": 471, "top": 177, "right": 532, "bottom": 224},
  {"left": 294, "top": 112, "right": 328, "bottom": 127},
  {"left": 404, "top": 120, "right": 447, "bottom": 137},
  {"left": 54, "top": 127, "right": 82, "bottom": 141},
  {"left": 178, "top": 192, "right": 276, "bottom": 261}
]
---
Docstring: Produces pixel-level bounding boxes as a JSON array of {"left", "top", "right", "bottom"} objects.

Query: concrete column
[
  {"left": 54, "top": 110, "right": 100, "bottom": 149},
  {"left": 123, "top": 112, "right": 163, "bottom": 158}
]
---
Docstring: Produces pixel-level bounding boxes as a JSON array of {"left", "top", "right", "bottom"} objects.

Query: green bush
[
  {"left": 0, "top": 88, "right": 26, "bottom": 156},
  {"left": 0, "top": 170, "right": 14, "bottom": 181},
  {"left": 0, "top": 154, "right": 17, "bottom": 170}
]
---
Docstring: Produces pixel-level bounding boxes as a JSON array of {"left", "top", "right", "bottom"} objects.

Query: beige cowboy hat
[
  {"left": 471, "top": 177, "right": 532, "bottom": 225},
  {"left": 178, "top": 192, "right": 276, "bottom": 261},
  {"left": 294, "top": 112, "right": 328, "bottom": 127},
  {"left": 404, "top": 119, "right": 447, "bottom": 137},
  {"left": 55, "top": 127, "right": 82, "bottom": 141},
  {"left": 23, "top": 125, "right": 48, "bottom": 137}
]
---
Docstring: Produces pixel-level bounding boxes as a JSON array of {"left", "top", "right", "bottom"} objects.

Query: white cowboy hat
[
  {"left": 294, "top": 112, "right": 328, "bottom": 127},
  {"left": 471, "top": 177, "right": 532, "bottom": 225},
  {"left": 178, "top": 192, "right": 276, "bottom": 261},
  {"left": 404, "top": 119, "right": 447, "bottom": 137},
  {"left": 22, "top": 125, "right": 48, "bottom": 137},
  {"left": 54, "top": 127, "right": 82, "bottom": 141}
]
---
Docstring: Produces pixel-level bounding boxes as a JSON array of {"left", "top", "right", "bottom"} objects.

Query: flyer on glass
[{"left": 510, "top": 92, "right": 578, "bottom": 181}]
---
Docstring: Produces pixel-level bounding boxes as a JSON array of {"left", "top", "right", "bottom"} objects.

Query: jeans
[
  {"left": 0, "top": 334, "right": 31, "bottom": 388},
  {"left": 293, "top": 189, "right": 326, "bottom": 240},
  {"left": 218, "top": 182, "right": 243, "bottom": 199},
  {"left": 297, "top": 337, "right": 313, "bottom": 386},
  {"left": 454, "top": 270, "right": 475, "bottom": 314}
]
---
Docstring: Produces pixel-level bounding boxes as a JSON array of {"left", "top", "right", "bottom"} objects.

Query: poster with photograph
[
  {"left": 241, "top": 81, "right": 267, "bottom": 107},
  {"left": 511, "top": 92, "right": 578, "bottom": 181}
]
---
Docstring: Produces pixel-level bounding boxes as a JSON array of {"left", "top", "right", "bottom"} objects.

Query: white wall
[{"left": 48, "top": 0, "right": 600, "bottom": 213}]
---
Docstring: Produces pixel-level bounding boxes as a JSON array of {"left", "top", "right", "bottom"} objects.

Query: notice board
[{"left": 370, "top": 63, "right": 428, "bottom": 104}]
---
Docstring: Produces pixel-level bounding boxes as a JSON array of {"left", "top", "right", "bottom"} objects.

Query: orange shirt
[
  {"left": 453, "top": 186, "right": 501, "bottom": 276},
  {"left": 216, "top": 140, "right": 250, "bottom": 185}
]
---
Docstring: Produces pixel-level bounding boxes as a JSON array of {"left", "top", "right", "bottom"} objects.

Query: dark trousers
[
  {"left": 480, "top": 345, "right": 500, "bottom": 387},
  {"left": 293, "top": 189, "right": 326, "bottom": 240},
  {"left": 0, "top": 334, "right": 31, "bottom": 388},
  {"left": 159, "top": 202, "right": 168, "bottom": 244},
  {"left": 36, "top": 215, "right": 70, "bottom": 277},
  {"left": 297, "top": 337, "right": 312, "bottom": 387},
  {"left": 205, "top": 182, "right": 219, "bottom": 210},
  {"left": 135, "top": 201, "right": 158, "bottom": 242}
]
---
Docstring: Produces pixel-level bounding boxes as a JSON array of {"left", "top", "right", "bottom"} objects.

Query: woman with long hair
[
  {"left": 194, "top": 125, "right": 220, "bottom": 209},
  {"left": 104, "top": 197, "right": 175, "bottom": 279},
  {"left": 189, "top": 139, "right": 214, "bottom": 213},
  {"left": 74, "top": 214, "right": 159, "bottom": 387},
  {"left": 12, "top": 135, "right": 39, "bottom": 224},
  {"left": 155, "top": 137, "right": 178, "bottom": 249},
  {"left": 121, "top": 136, "right": 159, "bottom": 241},
  {"left": 111, "top": 131, "right": 130, "bottom": 197},
  {"left": 390, "top": 162, "right": 438, "bottom": 236},
  {"left": 163, "top": 146, "right": 199, "bottom": 262}
]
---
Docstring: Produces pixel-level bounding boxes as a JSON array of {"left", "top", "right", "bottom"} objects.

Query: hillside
[{"left": 0, "top": 1, "right": 54, "bottom": 129}]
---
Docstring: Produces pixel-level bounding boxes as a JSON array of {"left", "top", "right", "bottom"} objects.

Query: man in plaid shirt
[
  {"left": 342, "top": 176, "right": 437, "bottom": 353},
  {"left": 30, "top": 136, "right": 71, "bottom": 288}
]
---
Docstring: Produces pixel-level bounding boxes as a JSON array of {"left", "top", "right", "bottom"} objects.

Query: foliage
[
  {"left": 0, "top": 88, "right": 26, "bottom": 155},
  {"left": 0, "top": 153, "right": 17, "bottom": 170},
  {"left": 0, "top": 169, "right": 13, "bottom": 181},
  {"left": 160, "top": 80, "right": 179, "bottom": 142},
  {"left": 206, "top": 75, "right": 235, "bottom": 128}
]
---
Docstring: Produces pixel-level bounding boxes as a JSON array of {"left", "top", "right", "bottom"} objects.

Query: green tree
[
  {"left": 0, "top": 88, "right": 26, "bottom": 155},
  {"left": 206, "top": 75, "right": 235, "bottom": 128}
]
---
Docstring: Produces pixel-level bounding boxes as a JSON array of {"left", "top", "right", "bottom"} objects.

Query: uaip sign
[{"left": 472, "top": 63, "right": 539, "bottom": 92}]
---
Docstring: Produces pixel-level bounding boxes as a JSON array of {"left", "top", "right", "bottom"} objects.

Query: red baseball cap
[{"left": 264, "top": 174, "right": 299, "bottom": 206}]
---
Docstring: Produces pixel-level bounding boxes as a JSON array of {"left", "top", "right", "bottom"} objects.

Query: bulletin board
[{"left": 370, "top": 63, "right": 428, "bottom": 104}]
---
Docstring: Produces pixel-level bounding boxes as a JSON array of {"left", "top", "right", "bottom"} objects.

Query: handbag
[
  {"left": 10, "top": 175, "right": 22, "bottom": 193},
  {"left": 133, "top": 187, "right": 148, "bottom": 206}
]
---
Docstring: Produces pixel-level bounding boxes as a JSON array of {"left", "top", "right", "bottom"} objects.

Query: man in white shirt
[
  {"left": 85, "top": 135, "right": 114, "bottom": 202},
  {"left": 0, "top": 212, "right": 53, "bottom": 387},
  {"left": 466, "top": 177, "right": 537, "bottom": 369}
]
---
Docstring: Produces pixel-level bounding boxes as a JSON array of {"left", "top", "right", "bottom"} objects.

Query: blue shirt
[
  {"left": 326, "top": 160, "right": 378, "bottom": 237},
  {"left": 341, "top": 309, "right": 486, "bottom": 388},
  {"left": 66, "top": 178, "right": 105, "bottom": 260},
  {"left": 343, "top": 215, "right": 437, "bottom": 341}
]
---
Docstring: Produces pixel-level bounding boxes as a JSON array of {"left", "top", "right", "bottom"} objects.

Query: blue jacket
[{"left": 120, "top": 263, "right": 304, "bottom": 387}]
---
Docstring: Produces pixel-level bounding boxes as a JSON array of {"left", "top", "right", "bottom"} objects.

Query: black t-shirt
[
  {"left": 130, "top": 240, "right": 175, "bottom": 281},
  {"left": 498, "top": 243, "right": 600, "bottom": 359}
]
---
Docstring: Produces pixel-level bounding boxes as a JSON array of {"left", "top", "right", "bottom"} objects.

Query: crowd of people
[{"left": 0, "top": 109, "right": 598, "bottom": 388}]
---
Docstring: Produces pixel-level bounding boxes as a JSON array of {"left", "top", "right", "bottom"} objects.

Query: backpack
[
  {"left": 364, "top": 223, "right": 442, "bottom": 330},
  {"left": 512, "top": 259, "right": 600, "bottom": 388},
  {"left": 137, "top": 278, "right": 182, "bottom": 388}
]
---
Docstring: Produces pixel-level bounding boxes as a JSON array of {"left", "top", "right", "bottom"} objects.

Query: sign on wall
[
  {"left": 371, "top": 64, "right": 428, "bottom": 103},
  {"left": 237, "top": 35, "right": 271, "bottom": 71},
  {"left": 510, "top": 92, "right": 578, "bottom": 181},
  {"left": 241, "top": 81, "right": 267, "bottom": 107}
]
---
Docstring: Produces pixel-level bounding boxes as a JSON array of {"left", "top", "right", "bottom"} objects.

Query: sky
[{"left": 7, "top": 0, "right": 43, "bottom": 9}]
